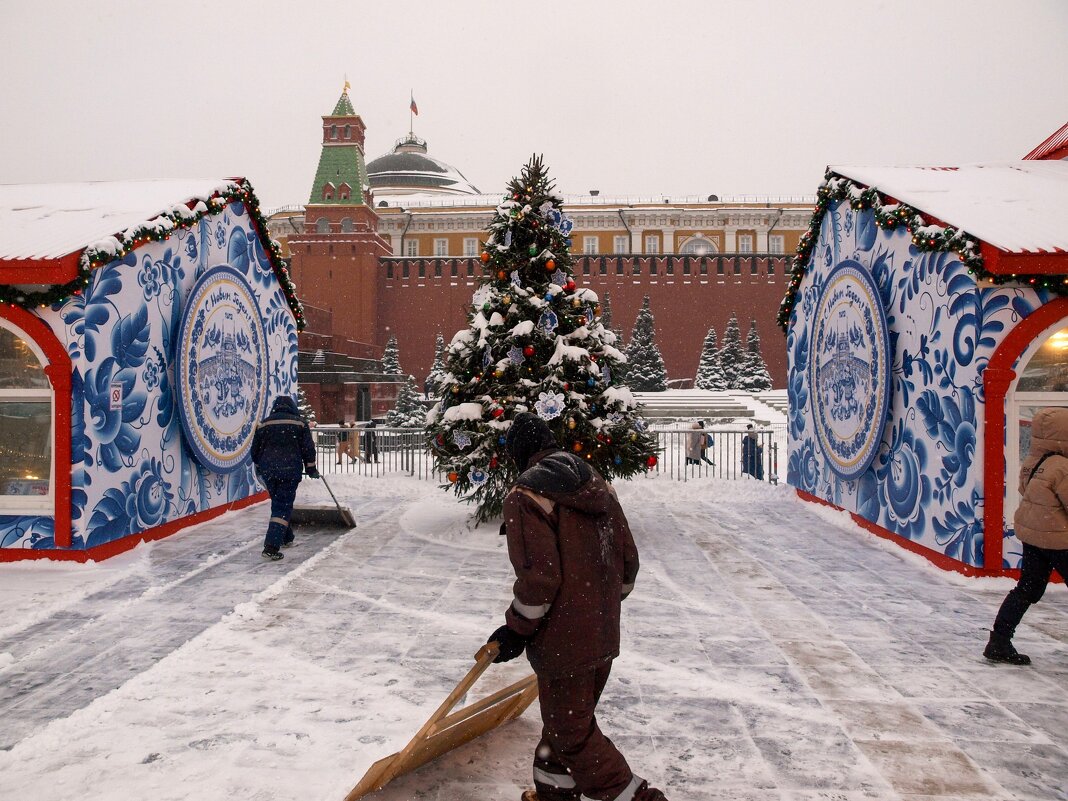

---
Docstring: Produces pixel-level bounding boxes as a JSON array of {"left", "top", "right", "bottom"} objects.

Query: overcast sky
[{"left": 1, "top": 0, "right": 1065, "bottom": 210}]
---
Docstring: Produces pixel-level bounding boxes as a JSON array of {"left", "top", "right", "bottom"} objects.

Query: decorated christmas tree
[
  {"left": 717, "top": 312, "right": 747, "bottom": 389},
  {"left": 386, "top": 375, "right": 428, "bottom": 427},
  {"left": 425, "top": 333, "right": 446, "bottom": 397},
  {"left": 695, "top": 326, "right": 727, "bottom": 390},
  {"left": 426, "top": 156, "right": 658, "bottom": 523},
  {"left": 623, "top": 296, "right": 668, "bottom": 392},
  {"left": 738, "top": 318, "right": 773, "bottom": 391},
  {"left": 382, "top": 335, "right": 402, "bottom": 376}
]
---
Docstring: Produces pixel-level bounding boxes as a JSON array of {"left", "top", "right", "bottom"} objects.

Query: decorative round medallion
[
  {"left": 175, "top": 266, "right": 268, "bottom": 472},
  {"left": 809, "top": 259, "right": 891, "bottom": 480}
]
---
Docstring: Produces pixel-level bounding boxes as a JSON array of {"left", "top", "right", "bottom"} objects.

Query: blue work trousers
[{"left": 261, "top": 473, "right": 299, "bottom": 550}]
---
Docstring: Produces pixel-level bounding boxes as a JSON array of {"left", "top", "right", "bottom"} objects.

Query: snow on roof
[
  {"left": 372, "top": 191, "right": 816, "bottom": 210},
  {"left": 831, "top": 161, "right": 1068, "bottom": 254},
  {"left": 1023, "top": 120, "right": 1068, "bottom": 160},
  {"left": 0, "top": 179, "right": 239, "bottom": 261}
]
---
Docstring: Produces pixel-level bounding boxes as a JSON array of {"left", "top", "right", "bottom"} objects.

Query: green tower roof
[
  {"left": 309, "top": 91, "right": 368, "bottom": 205},
  {"left": 332, "top": 91, "right": 356, "bottom": 117}
]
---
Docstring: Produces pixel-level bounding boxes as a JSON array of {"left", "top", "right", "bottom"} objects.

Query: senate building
[{"left": 267, "top": 88, "right": 812, "bottom": 421}]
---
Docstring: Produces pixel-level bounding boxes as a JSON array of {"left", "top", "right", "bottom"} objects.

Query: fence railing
[{"left": 312, "top": 425, "right": 782, "bottom": 485}]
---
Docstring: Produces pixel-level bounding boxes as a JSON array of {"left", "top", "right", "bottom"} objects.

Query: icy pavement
[{"left": 0, "top": 476, "right": 1065, "bottom": 801}]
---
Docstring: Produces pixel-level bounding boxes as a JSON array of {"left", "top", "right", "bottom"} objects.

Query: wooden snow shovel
[{"left": 344, "top": 642, "right": 539, "bottom": 800}]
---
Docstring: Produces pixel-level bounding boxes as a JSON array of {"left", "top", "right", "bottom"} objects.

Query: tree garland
[
  {"left": 2, "top": 179, "right": 305, "bottom": 331},
  {"left": 777, "top": 170, "right": 985, "bottom": 333}
]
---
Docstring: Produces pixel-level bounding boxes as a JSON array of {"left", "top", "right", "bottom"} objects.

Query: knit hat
[
  {"left": 272, "top": 396, "right": 298, "bottom": 413},
  {"left": 505, "top": 412, "right": 558, "bottom": 471}
]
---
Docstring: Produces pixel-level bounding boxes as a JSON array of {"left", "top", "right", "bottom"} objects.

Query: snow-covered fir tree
[
  {"left": 424, "top": 333, "right": 446, "bottom": 397},
  {"left": 386, "top": 375, "right": 427, "bottom": 427},
  {"left": 426, "top": 156, "right": 658, "bottom": 523},
  {"left": 717, "top": 312, "right": 747, "bottom": 389},
  {"left": 623, "top": 296, "right": 668, "bottom": 392},
  {"left": 382, "top": 335, "right": 402, "bottom": 376},
  {"left": 296, "top": 386, "right": 316, "bottom": 424},
  {"left": 694, "top": 326, "right": 727, "bottom": 390},
  {"left": 738, "top": 318, "right": 773, "bottom": 391}
]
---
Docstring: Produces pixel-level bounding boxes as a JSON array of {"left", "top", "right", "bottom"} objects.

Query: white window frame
[
  {"left": 404, "top": 239, "right": 419, "bottom": 257},
  {"left": 433, "top": 238, "right": 448, "bottom": 257},
  {"left": 644, "top": 235, "right": 660, "bottom": 255},
  {"left": 463, "top": 238, "right": 479, "bottom": 257},
  {"left": 738, "top": 234, "right": 753, "bottom": 254},
  {"left": 1005, "top": 320, "right": 1068, "bottom": 529},
  {"left": 583, "top": 236, "right": 598, "bottom": 255},
  {"left": 613, "top": 235, "right": 629, "bottom": 254},
  {"left": 769, "top": 234, "right": 785, "bottom": 254},
  {"left": 0, "top": 320, "right": 54, "bottom": 514}
]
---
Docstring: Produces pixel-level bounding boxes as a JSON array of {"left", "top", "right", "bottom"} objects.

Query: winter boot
[
  {"left": 261, "top": 547, "right": 284, "bottom": 561},
  {"left": 983, "top": 631, "right": 1030, "bottom": 665},
  {"left": 634, "top": 780, "right": 669, "bottom": 801}
]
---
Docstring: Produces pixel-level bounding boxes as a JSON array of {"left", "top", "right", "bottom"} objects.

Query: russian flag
[{"left": 410, "top": 94, "right": 419, "bottom": 116}]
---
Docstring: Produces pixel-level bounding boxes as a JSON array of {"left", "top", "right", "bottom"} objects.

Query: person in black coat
[
  {"left": 741, "top": 424, "right": 764, "bottom": 480},
  {"left": 362, "top": 419, "right": 380, "bottom": 463},
  {"left": 251, "top": 396, "right": 318, "bottom": 560}
]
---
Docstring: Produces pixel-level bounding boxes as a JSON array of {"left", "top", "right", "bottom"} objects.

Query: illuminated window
[{"left": 0, "top": 323, "right": 52, "bottom": 510}]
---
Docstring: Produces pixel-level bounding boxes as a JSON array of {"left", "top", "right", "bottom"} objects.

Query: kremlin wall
[{"left": 267, "top": 89, "right": 814, "bottom": 421}]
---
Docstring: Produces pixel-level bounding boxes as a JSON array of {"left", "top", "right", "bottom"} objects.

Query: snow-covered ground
[{"left": 1, "top": 473, "right": 1066, "bottom": 801}]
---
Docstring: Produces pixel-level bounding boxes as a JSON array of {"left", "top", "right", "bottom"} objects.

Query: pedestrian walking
[
  {"left": 685, "top": 420, "right": 713, "bottom": 466},
  {"left": 251, "top": 395, "right": 319, "bottom": 561},
  {"left": 488, "top": 412, "right": 669, "bottom": 801},
  {"left": 741, "top": 423, "right": 764, "bottom": 480},
  {"left": 362, "top": 419, "right": 379, "bottom": 463},
  {"left": 335, "top": 420, "right": 352, "bottom": 465},
  {"left": 985, "top": 406, "right": 1068, "bottom": 665}
]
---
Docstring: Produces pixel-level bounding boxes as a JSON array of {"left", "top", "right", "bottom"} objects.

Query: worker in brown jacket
[
  {"left": 985, "top": 406, "right": 1068, "bottom": 665},
  {"left": 488, "top": 412, "right": 668, "bottom": 801}
]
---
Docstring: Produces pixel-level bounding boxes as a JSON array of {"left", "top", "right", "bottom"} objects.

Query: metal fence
[{"left": 312, "top": 424, "right": 783, "bottom": 485}]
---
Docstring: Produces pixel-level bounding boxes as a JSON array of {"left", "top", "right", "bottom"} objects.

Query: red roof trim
[
  {"left": 1023, "top": 120, "right": 1068, "bottom": 160},
  {"left": 979, "top": 242, "right": 1068, "bottom": 275},
  {"left": 0, "top": 252, "right": 82, "bottom": 284}
]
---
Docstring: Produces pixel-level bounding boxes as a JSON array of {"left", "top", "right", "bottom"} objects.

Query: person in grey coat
[{"left": 985, "top": 406, "right": 1068, "bottom": 664}]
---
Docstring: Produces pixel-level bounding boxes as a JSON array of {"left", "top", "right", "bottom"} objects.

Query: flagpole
[{"left": 409, "top": 89, "right": 413, "bottom": 136}]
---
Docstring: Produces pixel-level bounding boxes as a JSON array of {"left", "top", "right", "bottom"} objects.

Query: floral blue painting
[
  {"left": 787, "top": 199, "right": 1045, "bottom": 570},
  {"left": 3, "top": 200, "right": 299, "bottom": 551}
]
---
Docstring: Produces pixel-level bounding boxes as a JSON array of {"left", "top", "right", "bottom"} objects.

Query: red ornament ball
[
  {"left": 565, "top": 279, "right": 575, "bottom": 291},
  {"left": 492, "top": 408, "right": 505, "bottom": 418},
  {"left": 480, "top": 251, "right": 491, "bottom": 263},
  {"left": 523, "top": 345, "right": 535, "bottom": 357},
  {"left": 545, "top": 259, "right": 556, "bottom": 271},
  {"left": 647, "top": 455, "right": 658, "bottom": 468},
  {"left": 489, "top": 456, "right": 498, "bottom": 469},
  {"left": 572, "top": 442, "right": 583, "bottom": 453},
  {"left": 448, "top": 471, "right": 459, "bottom": 483},
  {"left": 497, "top": 270, "right": 507, "bottom": 280}
]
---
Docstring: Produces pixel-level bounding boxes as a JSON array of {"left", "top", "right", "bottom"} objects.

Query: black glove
[
  {"left": 487, "top": 624, "right": 529, "bottom": 663},
  {"left": 306, "top": 465, "right": 321, "bottom": 479}
]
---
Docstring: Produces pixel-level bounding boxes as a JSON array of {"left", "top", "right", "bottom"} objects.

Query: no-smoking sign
[{"left": 109, "top": 381, "right": 123, "bottom": 411}]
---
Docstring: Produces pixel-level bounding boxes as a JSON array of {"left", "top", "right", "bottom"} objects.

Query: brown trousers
[{"left": 533, "top": 661, "right": 634, "bottom": 801}]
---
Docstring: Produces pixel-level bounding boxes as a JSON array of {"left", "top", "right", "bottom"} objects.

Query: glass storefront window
[
  {"left": 0, "top": 401, "right": 51, "bottom": 497},
  {"left": 0, "top": 328, "right": 50, "bottom": 389},
  {"left": 1016, "top": 326, "right": 1068, "bottom": 391}
]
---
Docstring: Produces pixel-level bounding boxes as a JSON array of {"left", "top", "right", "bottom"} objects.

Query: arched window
[
  {"left": 340, "top": 217, "right": 354, "bottom": 233},
  {"left": 344, "top": 125, "right": 351, "bottom": 139},
  {"left": 330, "top": 125, "right": 338, "bottom": 140},
  {"left": 678, "top": 236, "right": 719, "bottom": 256},
  {"left": 0, "top": 321, "right": 53, "bottom": 510},
  {"left": 316, "top": 217, "right": 331, "bottom": 234},
  {"left": 339, "top": 183, "right": 351, "bottom": 201},
  {"left": 322, "top": 182, "right": 335, "bottom": 201},
  {"left": 1006, "top": 319, "right": 1068, "bottom": 526}
]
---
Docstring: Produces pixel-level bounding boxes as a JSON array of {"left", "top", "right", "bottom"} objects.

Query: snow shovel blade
[
  {"left": 291, "top": 474, "right": 356, "bottom": 528},
  {"left": 343, "top": 643, "right": 539, "bottom": 801}
]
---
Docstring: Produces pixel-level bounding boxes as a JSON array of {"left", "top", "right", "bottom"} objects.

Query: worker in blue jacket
[{"left": 251, "top": 396, "right": 319, "bottom": 560}]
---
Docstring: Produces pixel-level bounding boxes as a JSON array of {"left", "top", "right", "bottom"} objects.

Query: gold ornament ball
[{"left": 567, "top": 418, "right": 577, "bottom": 430}]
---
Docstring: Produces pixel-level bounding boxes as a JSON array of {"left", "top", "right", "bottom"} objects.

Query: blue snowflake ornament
[
  {"left": 469, "top": 468, "right": 488, "bottom": 487},
  {"left": 585, "top": 306, "right": 595, "bottom": 324},
  {"left": 507, "top": 345, "right": 526, "bottom": 365},
  {"left": 504, "top": 229, "right": 513, "bottom": 248},
  {"left": 510, "top": 271, "right": 521, "bottom": 287},
  {"left": 552, "top": 270, "right": 568, "bottom": 287},
  {"left": 602, "top": 365, "right": 612, "bottom": 385},
  {"left": 482, "top": 347, "right": 492, "bottom": 368},
  {"left": 538, "top": 310, "right": 559, "bottom": 333},
  {"left": 453, "top": 430, "right": 472, "bottom": 449},
  {"left": 534, "top": 391, "right": 566, "bottom": 420}
]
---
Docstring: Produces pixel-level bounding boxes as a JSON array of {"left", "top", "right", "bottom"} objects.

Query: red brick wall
[{"left": 375, "top": 256, "right": 789, "bottom": 388}]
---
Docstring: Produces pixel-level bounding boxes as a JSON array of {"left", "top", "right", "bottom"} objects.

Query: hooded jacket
[
  {"left": 1014, "top": 407, "right": 1068, "bottom": 550},
  {"left": 251, "top": 396, "right": 316, "bottom": 481},
  {"left": 502, "top": 448, "right": 640, "bottom": 677}
]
